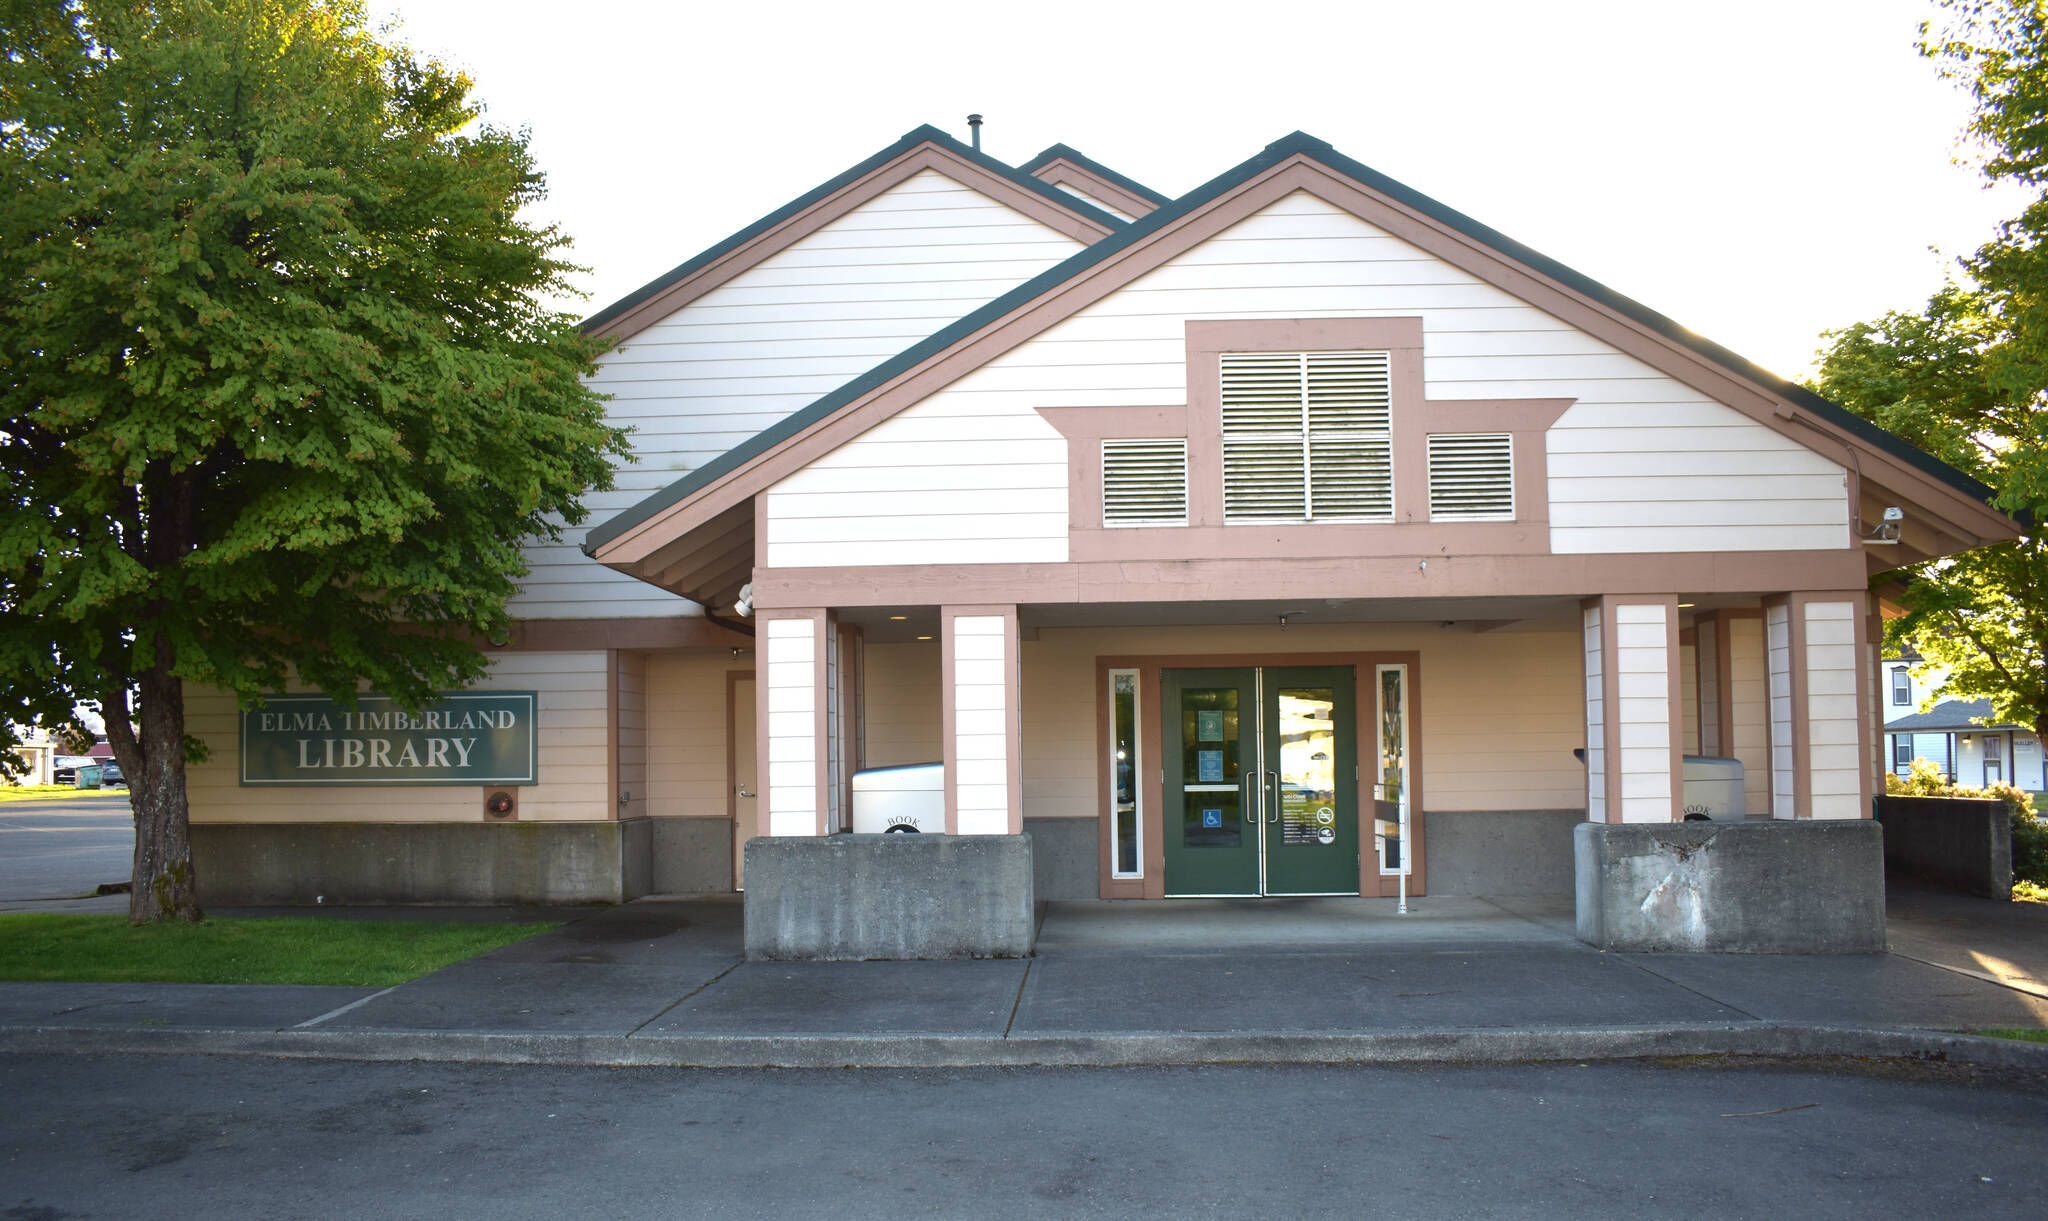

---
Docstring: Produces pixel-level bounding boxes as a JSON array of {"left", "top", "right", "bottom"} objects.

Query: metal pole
[{"left": 1397, "top": 789, "right": 1409, "bottom": 915}]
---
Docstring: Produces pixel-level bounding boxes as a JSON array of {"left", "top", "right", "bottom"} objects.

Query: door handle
[
  {"left": 736, "top": 786, "right": 754, "bottom": 799},
  {"left": 1266, "top": 771, "right": 1281, "bottom": 822}
]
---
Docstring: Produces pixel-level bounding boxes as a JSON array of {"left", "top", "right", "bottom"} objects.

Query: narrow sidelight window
[
  {"left": 1375, "top": 664, "right": 1410, "bottom": 875},
  {"left": 1109, "top": 669, "right": 1143, "bottom": 878}
]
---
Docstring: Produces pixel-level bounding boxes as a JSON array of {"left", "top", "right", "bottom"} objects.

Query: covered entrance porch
[{"left": 722, "top": 584, "right": 1886, "bottom": 957}]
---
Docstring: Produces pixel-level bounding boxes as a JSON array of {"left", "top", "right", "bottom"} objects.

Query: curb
[{"left": 7, "top": 1022, "right": 2048, "bottom": 1072}]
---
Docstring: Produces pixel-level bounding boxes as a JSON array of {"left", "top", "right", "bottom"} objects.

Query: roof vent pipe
[{"left": 967, "top": 113, "right": 982, "bottom": 151}]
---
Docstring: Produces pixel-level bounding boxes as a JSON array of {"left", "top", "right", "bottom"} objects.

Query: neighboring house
[
  {"left": 5, "top": 725, "right": 57, "bottom": 786},
  {"left": 180, "top": 126, "right": 2019, "bottom": 920},
  {"left": 1881, "top": 653, "right": 2045, "bottom": 791}
]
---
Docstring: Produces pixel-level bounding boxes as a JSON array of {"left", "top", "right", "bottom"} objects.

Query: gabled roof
[
  {"left": 1018, "top": 143, "right": 1171, "bottom": 217},
  {"left": 1887, "top": 698, "right": 2026, "bottom": 733},
  {"left": 585, "top": 131, "right": 2020, "bottom": 584},
  {"left": 579, "top": 125, "right": 1125, "bottom": 343}
]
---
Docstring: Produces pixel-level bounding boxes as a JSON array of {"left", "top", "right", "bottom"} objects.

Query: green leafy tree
[
  {"left": 1809, "top": 0, "right": 2048, "bottom": 746},
  {"left": 0, "top": 0, "right": 629, "bottom": 921}
]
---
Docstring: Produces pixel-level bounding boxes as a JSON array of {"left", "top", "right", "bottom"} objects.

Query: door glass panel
[
  {"left": 1179, "top": 687, "right": 1242, "bottom": 848},
  {"left": 1276, "top": 688, "right": 1339, "bottom": 848}
]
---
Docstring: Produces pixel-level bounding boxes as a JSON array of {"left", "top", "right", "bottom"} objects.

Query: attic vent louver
[
  {"left": 1427, "top": 433, "right": 1514, "bottom": 520},
  {"left": 1102, "top": 438, "right": 1188, "bottom": 526},
  {"left": 1221, "top": 351, "right": 1392, "bottom": 521}
]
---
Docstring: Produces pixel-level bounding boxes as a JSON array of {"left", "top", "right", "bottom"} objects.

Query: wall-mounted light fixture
[{"left": 1862, "top": 506, "right": 1904, "bottom": 546}]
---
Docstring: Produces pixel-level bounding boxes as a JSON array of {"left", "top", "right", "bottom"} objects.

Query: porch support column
[
  {"left": 1692, "top": 611, "right": 1734, "bottom": 758},
  {"left": 1762, "top": 592, "right": 1872, "bottom": 819},
  {"left": 758, "top": 606, "right": 839, "bottom": 838},
  {"left": 1582, "top": 594, "right": 1685, "bottom": 823},
  {"left": 942, "top": 604, "right": 1022, "bottom": 836}
]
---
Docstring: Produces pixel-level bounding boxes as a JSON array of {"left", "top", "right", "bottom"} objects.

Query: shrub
[
  {"left": 1885, "top": 758, "right": 1953, "bottom": 796},
  {"left": 2004, "top": 791, "right": 2048, "bottom": 885}
]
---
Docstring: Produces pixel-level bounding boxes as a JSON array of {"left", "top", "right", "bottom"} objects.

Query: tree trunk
[{"left": 127, "top": 662, "right": 200, "bottom": 924}]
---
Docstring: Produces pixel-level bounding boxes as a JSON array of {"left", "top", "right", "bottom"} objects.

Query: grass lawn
[
  {"left": 0, "top": 913, "right": 556, "bottom": 986},
  {"left": 1969, "top": 1027, "right": 2048, "bottom": 1043},
  {"left": 2014, "top": 879, "right": 2048, "bottom": 905},
  {"left": 0, "top": 786, "right": 128, "bottom": 802}
]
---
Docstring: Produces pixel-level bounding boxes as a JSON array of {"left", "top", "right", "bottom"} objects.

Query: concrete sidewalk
[{"left": 4, "top": 884, "right": 2047, "bottom": 1070}]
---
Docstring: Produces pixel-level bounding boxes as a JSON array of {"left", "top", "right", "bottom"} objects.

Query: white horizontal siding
[
  {"left": 951, "top": 615, "right": 1011, "bottom": 835},
  {"left": 765, "top": 191, "right": 1845, "bottom": 567},
  {"left": 513, "top": 169, "right": 1085, "bottom": 614},
  {"left": 764, "top": 617, "right": 819, "bottom": 837},
  {"left": 1804, "top": 601, "right": 1864, "bottom": 819},
  {"left": 185, "top": 653, "right": 612, "bottom": 823},
  {"left": 1050, "top": 181, "right": 1136, "bottom": 221},
  {"left": 1614, "top": 604, "right": 1674, "bottom": 823},
  {"left": 1767, "top": 605, "right": 1795, "bottom": 819}
]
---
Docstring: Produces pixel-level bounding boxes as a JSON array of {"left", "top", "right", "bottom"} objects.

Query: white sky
[{"left": 366, "top": 0, "right": 2027, "bottom": 382}]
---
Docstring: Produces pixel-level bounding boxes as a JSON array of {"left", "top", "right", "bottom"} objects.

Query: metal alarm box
[{"left": 851, "top": 762, "right": 945, "bottom": 833}]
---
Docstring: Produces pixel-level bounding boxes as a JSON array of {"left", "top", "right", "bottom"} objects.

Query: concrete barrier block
[
  {"left": 1426, "top": 810, "right": 1583, "bottom": 896},
  {"left": 1874, "top": 796, "right": 2012, "bottom": 900},
  {"left": 743, "top": 833, "right": 1035, "bottom": 960},
  {"left": 1024, "top": 817, "right": 1099, "bottom": 900},
  {"left": 1575, "top": 820, "right": 1885, "bottom": 953},
  {"left": 651, "top": 817, "right": 735, "bottom": 895}
]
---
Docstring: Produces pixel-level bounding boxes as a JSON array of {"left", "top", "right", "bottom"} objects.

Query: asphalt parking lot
[{"left": 0, "top": 795, "right": 134, "bottom": 913}]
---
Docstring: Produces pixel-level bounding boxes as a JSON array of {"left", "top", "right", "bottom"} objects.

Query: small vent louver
[
  {"left": 1221, "top": 351, "right": 1392, "bottom": 521},
  {"left": 1427, "top": 433, "right": 1514, "bottom": 520},
  {"left": 1101, "top": 438, "right": 1188, "bottom": 526}
]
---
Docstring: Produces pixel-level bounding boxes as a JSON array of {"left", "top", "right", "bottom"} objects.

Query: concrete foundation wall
[
  {"left": 743, "top": 833, "right": 1034, "bottom": 960},
  {"left": 621, "top": 817, "right": 653, "bottom": 900},
  {"left": 1426, "top": 810, "right": 1583, "bottom": 896},
  {"left": 651, "top": 817, "right": 735, "bottom": 894},
  {"left": 1875, "top": 795, "right": 2012, "bottom": 900},
  {"left": 1025, "top": 817, "right": 1098, "bottom": 900},
  {"left": 193, "top": 821, "right": 638, "bottom": 906},
  {"left": 1575, "top": 820, "right": 1885, "bottom": 953}
]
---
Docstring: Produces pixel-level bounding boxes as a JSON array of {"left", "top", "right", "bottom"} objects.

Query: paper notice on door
[
  {"left": 1197, "top": 750, "right": 1223, "bottom": 782},
  {"left": 1197, "top": 710, "right": 1223, "bottom": 742}
]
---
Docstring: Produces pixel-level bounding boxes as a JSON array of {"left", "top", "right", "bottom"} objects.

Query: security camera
[{"left": 1882, "top": 507, "right": 1904, "bottom": 523}]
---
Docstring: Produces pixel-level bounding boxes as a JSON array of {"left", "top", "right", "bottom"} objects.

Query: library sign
[{"left": 240, "top": 693, "right": 538, "bottom": 786}]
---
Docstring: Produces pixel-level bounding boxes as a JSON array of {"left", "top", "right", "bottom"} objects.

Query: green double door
[{"left": 1163, "top": 667, "right": 1360, "bottom": 897}]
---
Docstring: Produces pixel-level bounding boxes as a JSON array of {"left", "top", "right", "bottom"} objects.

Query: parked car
[
  {"left": 51, "top": 755, "right": 95, "bottom": 785},
  {"left": 97, "top": 759, "right": 126, "bottom": 788}
]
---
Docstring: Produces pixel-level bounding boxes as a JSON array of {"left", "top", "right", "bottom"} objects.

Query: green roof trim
[
  {"left": 578, "top": 125, "right": 1124, "bottom": 337},
  {"left": 583, "top": 130, "right": 2001, "bottom": 556},
  {"left": 1018, "top": 143, "right": 1171, "bottom": 207}
]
